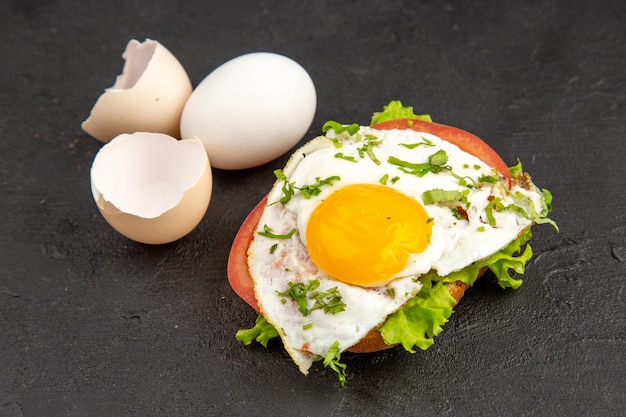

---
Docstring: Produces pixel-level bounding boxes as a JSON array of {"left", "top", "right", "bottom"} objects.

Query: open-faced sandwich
[{"left": 228, "top": 101, "right": 557, "bottom": 385}]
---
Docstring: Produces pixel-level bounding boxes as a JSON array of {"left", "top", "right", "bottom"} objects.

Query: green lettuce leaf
[
  {"left": 532, "top": 188, "right": 559, "bottom": 231},
  {"left": 380, "top": 229, "right": 536, "bottom": 352},
  {"left": 509, "top": 159, "right": 559, "bottom": 232},
  {"left": 235, "top": 314, "right": 279, "bottom": 347},
  {"left": 370, "top": 100, "right": 432, "bottom": 124},
  {"left": 487, "top": 228, "right": 533, "bottom": 289},
  {"left": 379, "top": 274, "right": 456, "bottom": 352},
  {"left": 508, "top": 159, "right": 524, "bottom": 178},
  {"left": 320, "top": 341, "right": 347, "bottom": 386}
]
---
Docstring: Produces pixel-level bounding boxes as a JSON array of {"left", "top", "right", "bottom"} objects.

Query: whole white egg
[{"left": 180, "top": 52, "right": 317, "bottom": 170}]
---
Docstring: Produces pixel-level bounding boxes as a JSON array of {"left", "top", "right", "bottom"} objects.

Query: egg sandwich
[{"left": 228, "top": 101, "right": 557, "bottom": 385}]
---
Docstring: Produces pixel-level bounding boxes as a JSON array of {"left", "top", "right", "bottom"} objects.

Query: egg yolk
[{"left": 306, "top": 183, "right": 433, "bottom": 286}]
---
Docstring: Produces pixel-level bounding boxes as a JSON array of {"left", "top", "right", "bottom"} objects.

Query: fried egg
[{"left": 247, "top": 126, "right": 541, "bottom": 373}]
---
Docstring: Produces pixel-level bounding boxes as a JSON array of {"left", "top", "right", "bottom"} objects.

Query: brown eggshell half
[
  {"left": 90, "top": 132, "right": 212, "bottom": 244},
  {"left": 82, "top": 38, "right": 192, "bottom": 143}
]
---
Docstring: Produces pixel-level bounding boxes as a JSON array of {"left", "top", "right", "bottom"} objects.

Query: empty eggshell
[
  {"left": 180, "top": 52, "right": 317, "bottom": 170},
  {"left": 82, "top": 39, "right": 192, "bottom": 143},
  {"left": 90, "top": 132, "right": 212, "bottom": 244}
]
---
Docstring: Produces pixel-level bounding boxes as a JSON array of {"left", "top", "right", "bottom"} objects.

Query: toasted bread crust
[{"left": 347, "top": 267, "right": 487, "bottom": 353}]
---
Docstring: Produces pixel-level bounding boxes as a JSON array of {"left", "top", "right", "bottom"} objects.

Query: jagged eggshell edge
[
  {"left": 82, "top": 39, "right": 192, "bottom": 143},
  {"left": 90, "top": 132, "right": 213, "bottom": 244}
]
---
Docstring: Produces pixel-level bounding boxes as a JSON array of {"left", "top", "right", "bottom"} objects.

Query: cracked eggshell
[
  {"left": 90, "top": 132, "right": 212, "bottom": 244},
  {"left": 180, "top": 52, "right": 316, "bottom": 170},
  {"left": 82, "top": 39, "right": 192, "bottom": 143}
]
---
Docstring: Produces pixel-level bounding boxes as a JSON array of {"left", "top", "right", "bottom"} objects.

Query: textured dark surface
[{"left": 1, "top": 1, "right": 625, "bottom": 416}]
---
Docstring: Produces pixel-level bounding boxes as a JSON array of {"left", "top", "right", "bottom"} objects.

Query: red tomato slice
[
  {"left": 370, "top": 118, "right": 512, "bottom": 188},
  {"left": 227, "top": 196, "right": 267, "bottom": 312}
]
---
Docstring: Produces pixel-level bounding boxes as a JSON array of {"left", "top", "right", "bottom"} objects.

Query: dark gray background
[{"left": 2, "top": 0, "right": 625, "bottom": 416}]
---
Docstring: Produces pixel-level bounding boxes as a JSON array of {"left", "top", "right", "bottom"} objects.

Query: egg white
[{"left": 247, "top": 126, "right": 540, "bottom": 373}]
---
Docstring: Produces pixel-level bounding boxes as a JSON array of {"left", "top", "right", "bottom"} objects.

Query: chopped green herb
[
  {"left": 512, "top": 187, "right": 559, "bottom": 232},
  {"left": 277, "top": 280, "right": 320, "bottom": 316},
  {"left": 357, "top": 138, "right": 382, "bottom": 165},
  {"left": 273, "top": 169, "right": 295, "bottom": 204},
  {"left": 257, "top": 224, "right": 297, "bottom": 239},
  {"left": 387, "top": 288, "right": 395, "bottom": 299},
  {"left": 508, "top": 159, "right": 523, "bottom": 178},
  {"left": 277, "top": 280, "right": 346, "bottom": 317},
  {"left": 379, "top": 174, "right": 389, "bottom": 185},
  {"left": 330, "top": 137, "right": 343, "bottom": 148},
  {"left": 399, "top": 137, "right": 435, "bottom": 149},
  {"left": 322, "top": 121, "right": 360, "bottom": 136},
  {"left": 321, "top": 341, "right": 347, "bottom": 387},
  {"left": 422, "top": 189, "right": 463, "bottom": 204},
  {"left": 485, "top": 198, "right": 499, "bottom": 226},
  {"left": 388, "top": 149, "right": 452, "bottom": 178},
  {"left": 235, "top": 315, "right": 279, "bottom": 348},
  {"left": 428, "top": 149, "right": 448, "bottom": 166},
  {"left": 391, "top": 176, "right": 400, "bottom": 184},
  {"left": 485, "top": 197, "right": 530, "bottom": 227},
  {"left": 299, "top": 175, "right": 341, "bottom": 199},
  {"left": 311, "top": 286, "right": 347, "bottom": 314},
  {"left": 451, "top": 207, "right": 468, "bottom": 221},
  {"left": 506, "top": 204, "right": 530, "bottom": 219},
  {"left": 303, "top": 323, "right": 313, "bottom": 330},
  {"left": 459, "top": 175, "right": 479, "bottom": 188},
  {"left": 269, "top": 243, "right": 278, "bottom": 253},
  {"left": 477, "top": 226, "right": 485, "bottom": 232},
  {"left": 507, "top": 160, "right": 558, "bottom": 231},
  {"left": 478, "top": 174, "right": 500, "bottom": 184},
  {"left": 334, "top": 152, "right": 357, "bottom": 162},
  {"left": 537, "top": 188, "right": 559, "bottom": 231},
  {"left": 273, "top": 170, "right": 341, "bottom": 204},
  {"left": 461, "top": 189, "right": 471, "bottom": 209}
]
